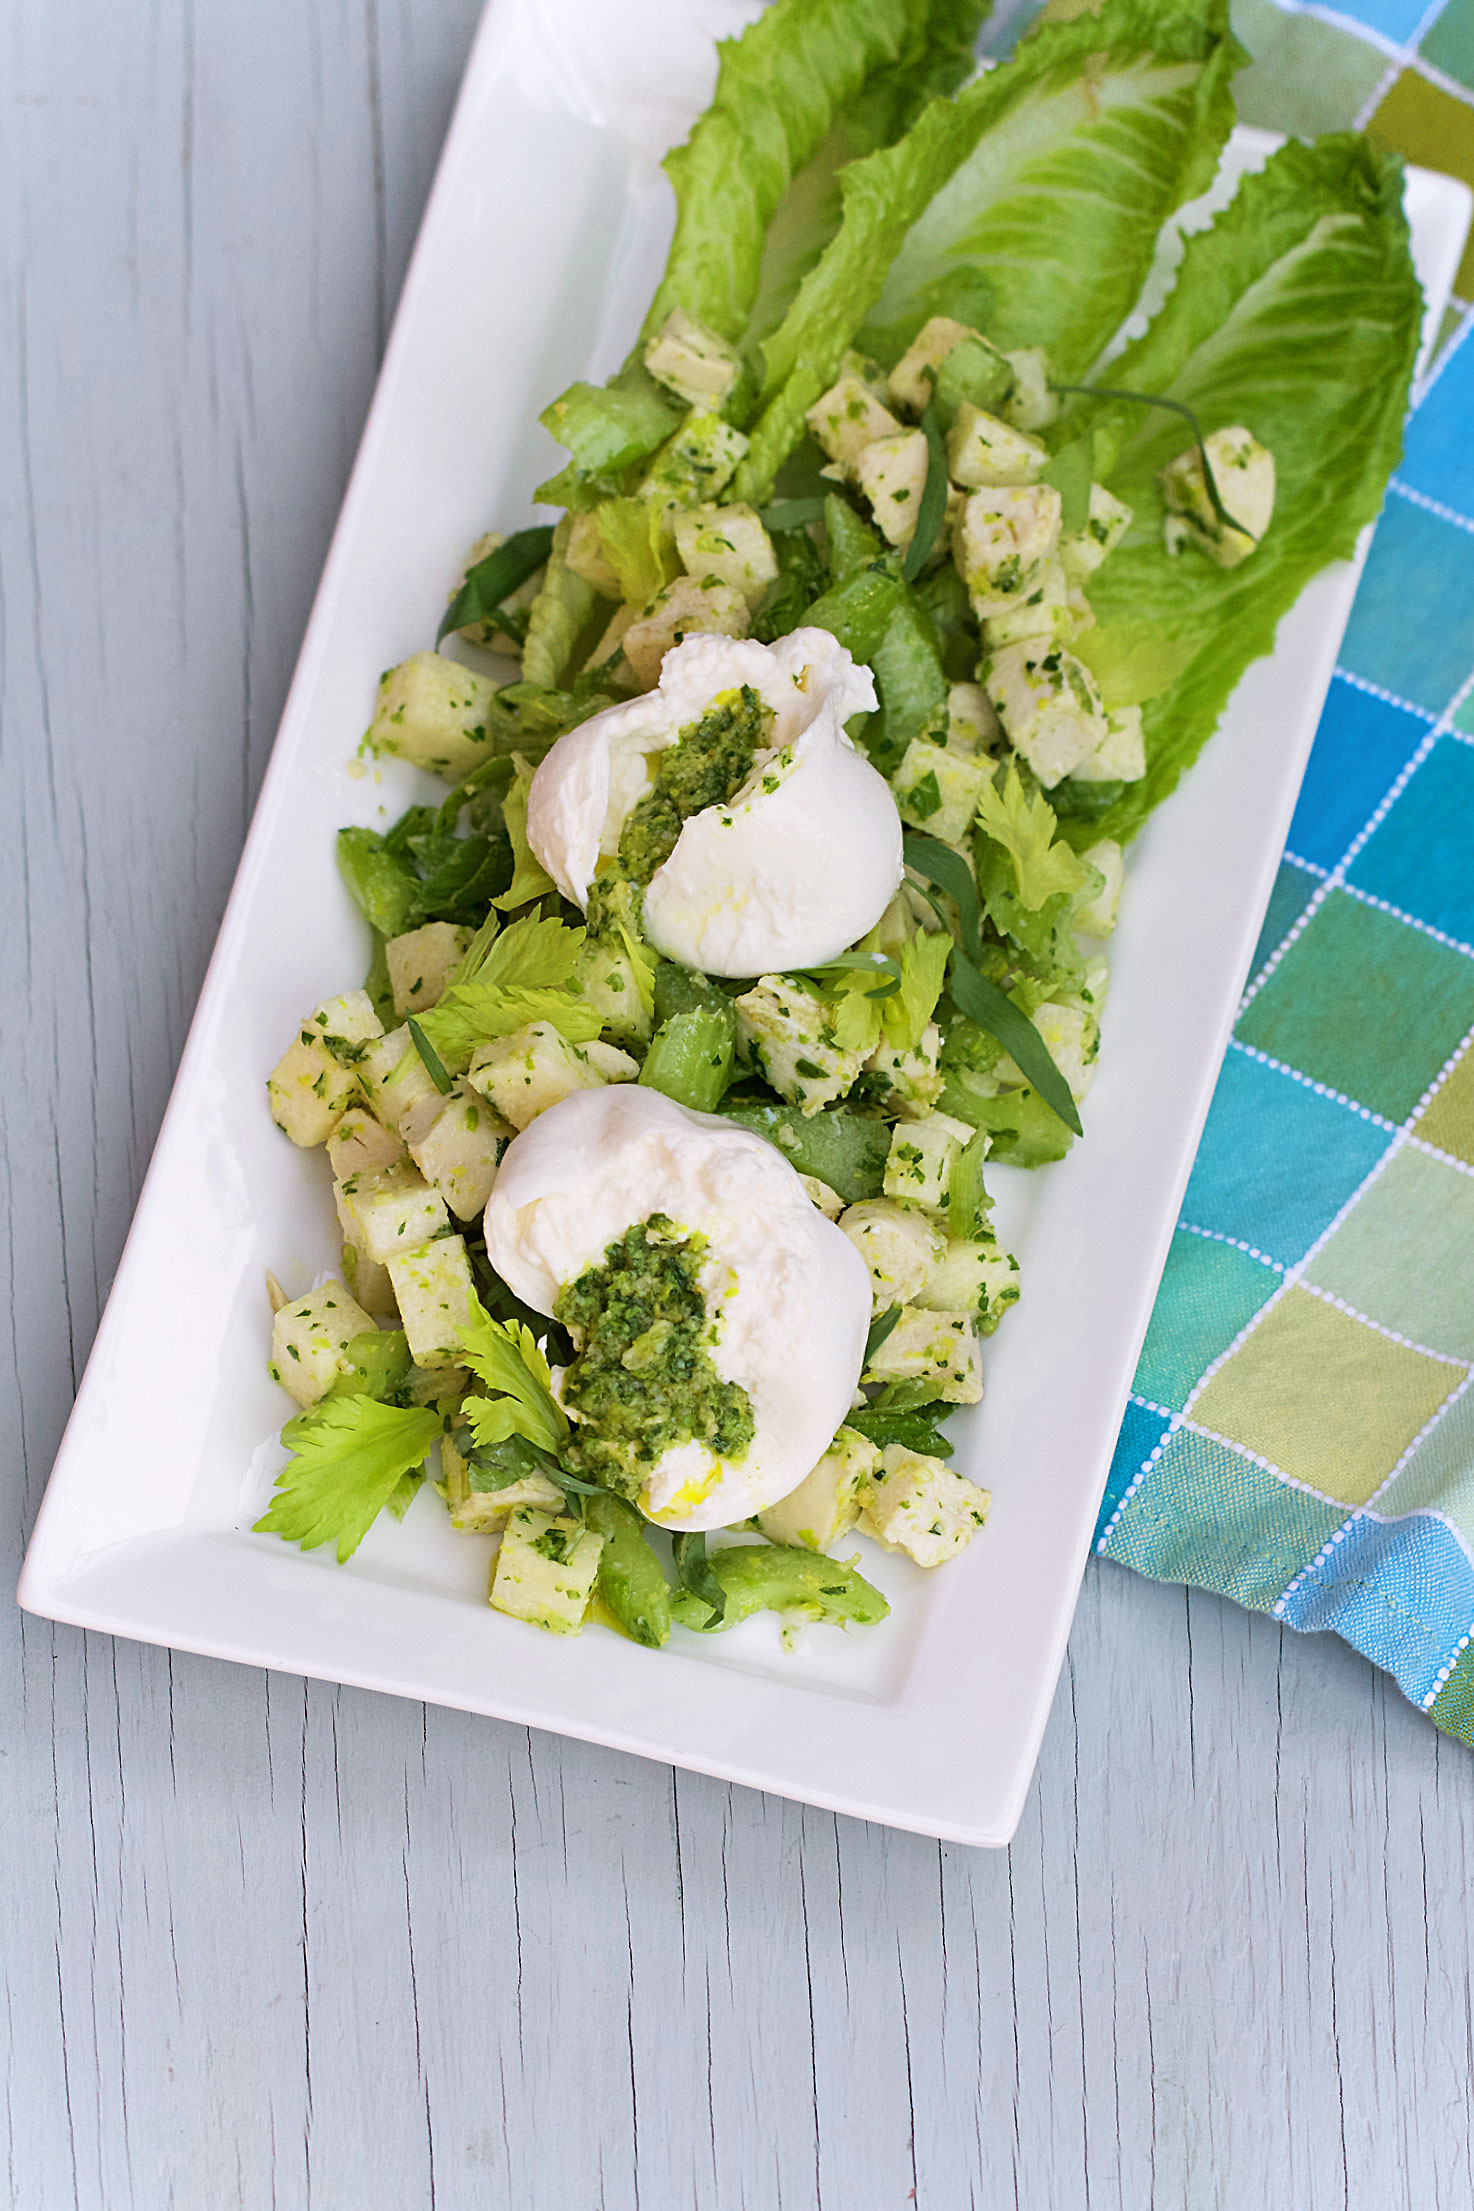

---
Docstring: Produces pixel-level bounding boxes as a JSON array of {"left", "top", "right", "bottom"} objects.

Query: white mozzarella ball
[
  {"left": 524, "top": 629, "right": 903, "bottom": 976},
  {"left": 482, "top": 1085, "right": 871, "bottom": 1530}
]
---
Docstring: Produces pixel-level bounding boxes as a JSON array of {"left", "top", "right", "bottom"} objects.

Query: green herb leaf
[
  {"left": 456, "top": 1295, "right": 568, "bottom": 1458},
  {"left": 759, "top": 498, "right": 827, "bottom": 532},
  {"left": 437, "top": 526, "right": 554, "bottom": 645},
  {"left": 1054, "top": 381, "right": 1249, "bottom": 536},
  {"left": 947, "top": 1127, "right": 990, "bottom": 1240},
  {"left": 947, "top": 953, "right": 1082, "bottom": 1137},
  {"left": 901, "top": 405, "right": 948, "bottom": 583},
  {"left": 901, "top": 829, "right": 982, "bottom": 960},
  {"left": 1039, "top": 437, "right": 1093, "bottom": 534},
  {"left": 865, "top": 1303, "right": 903, "bottom": 1364},
  {"left": 846, "top": 1403, "right": 954, "bottom": 1458},
  {"left": 671, "top": 1531, "right": 727, "bottom": 1626},
  {"left": 254, "top": 1397, "right": 442, "bottom": 1564},
  {"left": 975, "top": 761, "right": 1092, "bottom": 913},
  {"left": 405, "top": 1017, "right": 454, "bottom": 1095}
]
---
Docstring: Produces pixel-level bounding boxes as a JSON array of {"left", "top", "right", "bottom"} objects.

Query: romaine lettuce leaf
[
  {"left": 743, "top": 0, "right": 992, "bottom": 349},
  {"left": 735, "top": 0, "right": 1241, "bottom": 502},
  {"left": 642, "top": 0, "right": 942, "bottom": 346},
  {"left": 1068, "top": 134, "right": 1422, "bottom": 844}
]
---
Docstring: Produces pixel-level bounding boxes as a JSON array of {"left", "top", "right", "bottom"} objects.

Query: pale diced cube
[
  {"left": 673, "top": 503, "right": 778, "bottom": 608},
  {"left": 368, "top": 652, "right": 500, "bottom": 782},
  {"left": 734, "top": 977, "right": 865, "bottom": 1117},
  {"left": 995, "top": 1001, "right": 1099, "bottom": 1103},
  {"left": 643, "top": 307, "right": 741, "bottom": 410},
  {"left": 358, "top": 1024, "right": 447, "bottom": 1140},
  {"left": 467, "top": 1022, "right": 633, "bottom": 1130},
  {"left": 916, "top": 1233, "right": 1021, "bottom": 1335},
  {"left": 999, "top": 347, "right": 1057, "bottom": 432},
  {"left": 806, "top": 374, "right": 903, "bottom": 479},
  {"left": 326, "top": 1105, "right": 407, "bottom": 1183},
  {"left": 385, "top": 922, "right": 473, "bottom": 1018},
  {"left": 864, "top": 1022, "right": 945, "bottom": 1121},
  {"left": 268, "top": 1281, "right": 377, "bottom": 1409},
  {"left": 1073, "top": 704, "right": 1145, "bottom": 786},
  {"left": 408, "top": 1081, "right": 509, "bottom": 1219},
  {"left": 945, "top": 681, "right": 1000, "bottom": 755},
  {"left": 886, "top": 317, "right": 1007, "bottom": 417},
  {"left": 955, "top": 484, "right": 1061, "bottom": 614},
  {"left": 339, "top": 1234, "right": 398, "bottom": 1322},
  {"left": 981, "top": 558, "right": 1088, "bottom": 651},
  {"left": 1160, "top": 426, "right": 1274, "bottom": 567},
  {"left": 799, "top": 1175, "right": 846, "bottom": 1220},
  {"left": 946, "top": 402, "right": 1047, "bottom": 489},
  {"left": 639, "top": 408, "right": 748, "bottom": 509},
  {"left": 440, "top": 1432, "right": 564, "bottom": 1532},
  {"left": 1076, "top": 839, "right": 1124, "bottom": 936},
  {"left": 882, "top": 1112, "right": 975, "bottom": 1215},
  {"left": 571, "top": 936, "right": 654, "bottom": 1048},
  {"left": 862, "top": 1307, "right": 982, "bottom": 1404},
  {"left": 622, "top": 576, "right": 749, "bottom": 690},
  {"left": 839, "top": 1200, "right": 945, "bottom": 1312},
  {"left": 891, "top": 737, "right": 989, "bottom": 844},
  {"left": 759, "top": 1428, "right": 880, "bottom": 1551},
  {"left": 490, "top": 1507, "right": 604, "bottom": 1635},
  {"left": 856, "top": 429, "right": 930, "bottom": 549},
  {"left": 861, "top": 1444, "right": 990, "bottom": 1567},
  {"left": 584, "top": 1040, "right": 641, "bottom": 1083},
  {"left": 386, "top": 1234, "right": 475, "bottom": 1367},
  {"left": 267, "top": 991, "right": 383, "bottom": 1149},
  {"left": 341, "top": 1163, "right": 450, "bottom": 1266},
  {"left": 983, "top": 639, "right": 1106, "bottom": 788},
  {"left": 1060, "top": 484, "right": 1133, "bottom": 583}
]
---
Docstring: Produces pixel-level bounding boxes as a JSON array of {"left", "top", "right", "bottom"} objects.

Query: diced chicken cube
[
  {"left": 882, "top": 1112, "right": 976, "bottom": 1215},
  {"left": 856, "top": 429, "right": 930, "bottom": 549},
  {"left": 839, "top": 1200, "right": 945, "bottom": 1312},
  {"left": 805, "top": 374, "right": 903, "bottom": 480},
  {"left": 994, "top": 1000, "right": 1099, "bottom": 1103},
  {"left": 1161, "top": 426, "right": 1275, "bottom": 567},
  {"left": 1072, "top": 703, "right": 1146, "bottom": 784},
  {"left": 326, "top": 1105, "right": 407, "bottom": 1183},
  {"left": 865, "top": 1021, "right": 945, "bottom": 1121},
  {"left": 946, "top": 402, "right": 1047, "bottom": 489},
  {"left": 673, "top": 503, "right": 778, "bottom": 608},
  {"left": 440, "top": 1431, "right": 564, "bottom": 1531},
  {"left": 861, "top": 1306, "right": 982, "bottom": 1404},
  {"left": 268, "top": 1280, "right": 377, "bottom": 1409},
  {"left": 467, "top": 1021, "right": 636, "bottom": 1130},
  {"left": 639, "top": 409, "right": 748, "bottom": 509},
  {"left": 340, "top": 1163, "right": 450, "bottom": 1267},
  {"left": 643, "top": 308, "right": 741, "bottom": 411},
  {"left": 945, "top": 681, "right": 1000, "bottom": 756},
  {"left": 891, "top": 736, "right": 989, "bottom": 844},
  {"left": 955, "top": 484, "right": 1062, "bottom": 615},
  {"left": 408, "top": 1081, "right": 510, "bottom": 1218},
  {"left": 861, "top": 1445, "right": 990, "bottom": 1567},
  {"left": 758, "top": 1428, "right": 880, "bottom": 1551},
  {"left": 1060, "top": 484, "right": 1133, "bottom": 583},
  {"left": 358, "top": 1025, "right": 446, "bottom": 1142},
  {"left": 1076, "top": 839, "right": 1125, "bottom": 936},
  {"left": 385, "top": 922, "right": 473, "bottom": 1018},
  {"left": 622, "top": 576, "right": 749, "bottom": 690},
  {"left": 734, "top": 977, "right": 865, "bottom": 1116},
  {"left": 490, "top": 1508, "right": 604, "bottom": 1635},
  {"left": 267, "top": 991, "right": 384, "bottom": 1148},
  {"left": 386, "top": 1234, "right": 476, "bottom": 1367},
  {"left": 983, "top": 638, "right": 1106, "bottom": 788},
  {"left": 916, "top": 1233, "right": 1021, "bottom": 1335},
  {"left": 999, "top": 347, "right": 1057, "bottom": 432},
  {"left": 982, "top": 558, "right": 1092, "bottom": 651},
  {"left": 368, "top": 652, "right": 500, "bottom": 782}
]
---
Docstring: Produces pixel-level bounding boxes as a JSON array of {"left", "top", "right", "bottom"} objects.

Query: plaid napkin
[{"left": 1093, "top": 0, "right": 1474, "bottom": 1746}]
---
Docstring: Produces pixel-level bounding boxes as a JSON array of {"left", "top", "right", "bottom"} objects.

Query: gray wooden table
[{"left": 5, "top": 5, "right": 1473, "bottom": 2205}]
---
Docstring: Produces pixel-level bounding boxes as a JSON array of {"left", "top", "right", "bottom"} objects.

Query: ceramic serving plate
[{"left": 18, "top": 0, "right": 1471, "bottom": 1845}]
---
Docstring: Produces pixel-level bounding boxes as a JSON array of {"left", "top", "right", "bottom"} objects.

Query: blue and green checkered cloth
[{"left": 1093, "top": 0, "right": 1474, "bottom": 1747}]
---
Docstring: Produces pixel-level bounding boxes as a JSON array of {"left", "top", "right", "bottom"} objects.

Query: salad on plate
[{"left": 254, "top": 0, "right": 1421, "bottom": 1650}]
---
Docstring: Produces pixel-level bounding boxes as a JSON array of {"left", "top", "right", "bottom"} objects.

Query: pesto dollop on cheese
[
  {"left": 555, "top": 1213, "right": 755, "bottom": 1498},
  {"left": 614, "top": 684, "right": 772, "bottom": 888}
]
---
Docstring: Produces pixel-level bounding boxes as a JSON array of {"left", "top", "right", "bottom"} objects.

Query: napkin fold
[{"left": 1098, "top": 0, "right": 1474, "bottom": 1747}]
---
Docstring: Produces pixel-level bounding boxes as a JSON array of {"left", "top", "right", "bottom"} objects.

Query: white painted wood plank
[{"left": 5, "top": 3, "right": 1474, "bottom": 2208}]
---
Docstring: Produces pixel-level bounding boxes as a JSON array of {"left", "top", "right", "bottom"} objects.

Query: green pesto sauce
[
  {"left": 555, "top": 1215, "right": 755, "bottom": 1501},
  {"left": 616, "top": 685, "right": 772, "bottom": 887}
]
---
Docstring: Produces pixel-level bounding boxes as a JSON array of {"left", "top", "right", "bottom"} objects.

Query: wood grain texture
[{"left": 3, "top": 4, "right": 1473, "bottom": 2206}]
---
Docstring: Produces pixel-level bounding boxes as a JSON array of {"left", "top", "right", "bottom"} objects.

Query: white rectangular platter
[{"left": 18, "top": 0, "right": 1472, "bottom": 1846}]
